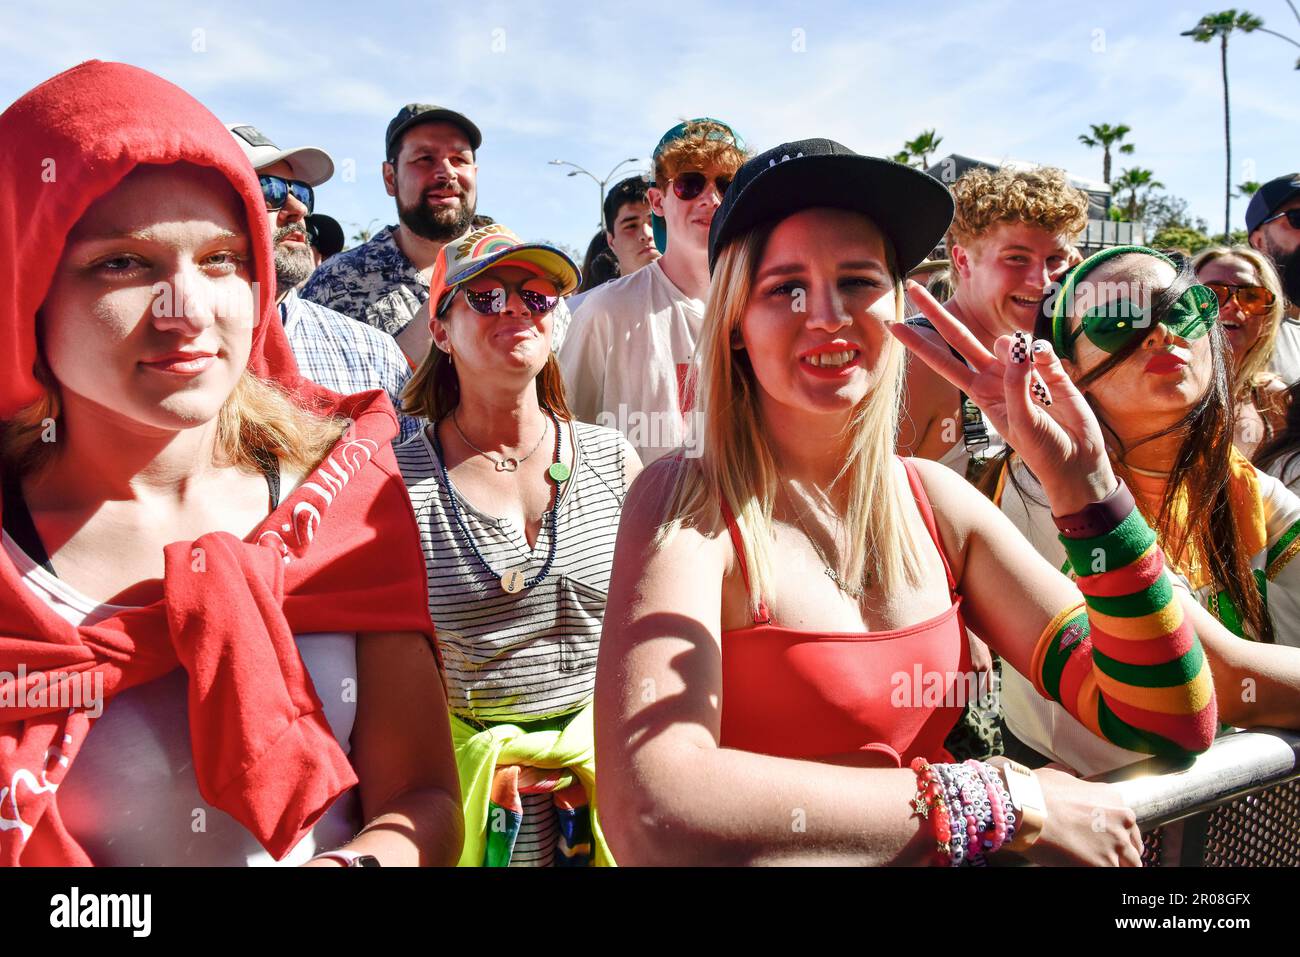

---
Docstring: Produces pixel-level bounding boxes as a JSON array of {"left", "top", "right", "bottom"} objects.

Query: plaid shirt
[
  {"left": 280, "top": 289, "right": 423, "bottom": 443},
  {"left": 300, "top": 226, "right": 426, "bottom": 336}
]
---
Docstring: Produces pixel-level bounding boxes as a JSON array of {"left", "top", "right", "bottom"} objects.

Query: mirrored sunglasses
[
  {"left": 259, "top": 174, "right": 314, "bottom": 213},
  {"left": 1065, "top": 283, "right": 1219, "bottom": 356}
]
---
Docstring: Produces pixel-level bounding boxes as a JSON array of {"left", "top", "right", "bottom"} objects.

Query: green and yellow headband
[{"left": 1049, "top": 244, "right": 1219, "bottom": 361}]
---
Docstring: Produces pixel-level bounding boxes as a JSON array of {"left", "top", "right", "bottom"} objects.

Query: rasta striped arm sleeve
[{"left": 1029, "top": 498, "right": 1219, "bottom": 759}]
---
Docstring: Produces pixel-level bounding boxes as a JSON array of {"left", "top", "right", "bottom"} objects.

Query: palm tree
[
  {"left": 1077, "top": 123, "right": 1135, "bottom": 186},
  {"left": 1113, "top": 167, "right": 1165, "bottom": 223},
  {"left": 1183, "top": 10, "right": 1264, "bottom": 241},
  {"left": 890, "top": 149, "right": 915, "bottom": 167},
  {"left": 1255, "top": 0, "right": 1300, "bottom": 67},
  {"left": 904, "top": 130, "right": 944, "bottom": 169},
  {"left": 1236, "top": 180, "right": 1263, "bottom": 197}
]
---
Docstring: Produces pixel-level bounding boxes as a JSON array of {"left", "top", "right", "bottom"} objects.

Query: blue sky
[{"left": 2, "top": 0, "right": 1297, "bottom": 255}]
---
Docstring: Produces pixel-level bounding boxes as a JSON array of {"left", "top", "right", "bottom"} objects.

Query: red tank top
[{"left": 719, "top": 458, "right": 971, "bottom": 767}]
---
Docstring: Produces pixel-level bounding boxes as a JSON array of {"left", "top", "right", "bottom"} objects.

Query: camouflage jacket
[{"left": 301, "top": 226, "right": 427, "bottom": 336}]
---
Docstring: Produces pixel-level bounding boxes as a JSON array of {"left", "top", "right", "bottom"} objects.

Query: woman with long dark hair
[{"left": 979, "top": 245, "right": 1300, "bottom": 775}]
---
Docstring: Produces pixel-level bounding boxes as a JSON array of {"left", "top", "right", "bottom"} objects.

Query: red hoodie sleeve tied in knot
[{"left": 163, "top": 532, "right": 357, "bottom": 861}]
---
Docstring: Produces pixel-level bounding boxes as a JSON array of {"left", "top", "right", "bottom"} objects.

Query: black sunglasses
[
  {"left": 259, "top": 174, "right": 314, "bottom": 213},
  {"left": 1261, "top": 209, "right": 1300, "bottom": 230},
  {"left": 671, "top": 171, "right": 732, "bottom": 201}
]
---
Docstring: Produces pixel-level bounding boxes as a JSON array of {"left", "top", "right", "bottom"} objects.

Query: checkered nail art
[
  {"left": 1011, "top": 332, "right": 1030, "bottom": 363},
  {"left": 1031, "top": 376, "right": 1052, "bottom": 406}
]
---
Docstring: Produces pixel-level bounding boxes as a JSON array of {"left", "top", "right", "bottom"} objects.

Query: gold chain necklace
[{"left": 781, "top": 485, "right": 872, "bottom": 600}]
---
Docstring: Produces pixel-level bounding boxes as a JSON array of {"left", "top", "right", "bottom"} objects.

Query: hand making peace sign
[{"left": 890, "top": 280, "right": 1118, "bottom": 515}]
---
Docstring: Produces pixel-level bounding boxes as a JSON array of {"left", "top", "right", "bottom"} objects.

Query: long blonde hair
[
  {"left": 2, "top": 354, "right": 344, "bottom": 481},
  {"left": 660, "top": 219, "right": 922, "bottom": 615},
  {"left": 1193, "top": 245, "right": 1286, "bottom": 397}
]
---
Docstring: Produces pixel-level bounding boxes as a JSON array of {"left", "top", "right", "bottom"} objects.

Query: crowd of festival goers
[{"left": 2, "top": 60, "right": 1300, "bottom": 868}]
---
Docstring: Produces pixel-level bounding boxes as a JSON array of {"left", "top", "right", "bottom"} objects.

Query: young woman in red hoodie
[{"left": 0, "top": 61, "right": 462, "bottom": 866}]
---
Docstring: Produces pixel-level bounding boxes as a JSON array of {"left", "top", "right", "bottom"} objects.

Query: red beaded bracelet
[{"left": 909, "top": 757, "right": 952, "bottom": 866}]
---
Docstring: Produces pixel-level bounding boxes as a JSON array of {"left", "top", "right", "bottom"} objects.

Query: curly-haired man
[{"left": 900, "top": 166, "right": 1089, "bottom": 477}]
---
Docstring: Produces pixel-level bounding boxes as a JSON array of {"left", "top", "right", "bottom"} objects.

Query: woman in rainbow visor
[{"left": 988, "top": 245, "right": 1300, "bottom": 775}]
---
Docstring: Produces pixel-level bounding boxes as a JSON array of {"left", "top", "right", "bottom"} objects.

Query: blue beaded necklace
[{"left": 432, "top": 410, "right": 564, "bottom": 594}]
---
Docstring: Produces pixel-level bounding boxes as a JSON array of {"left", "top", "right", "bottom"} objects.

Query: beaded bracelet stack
[{"left": 909, "top": 757, "right": 1018, "bottom": 866}]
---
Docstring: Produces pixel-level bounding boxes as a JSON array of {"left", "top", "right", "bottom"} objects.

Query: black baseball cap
[
  {"left": 708, "top": 138, "right": 954, "bottom": 275},
  {"left": 306, "top": 214, "right": 345, "bottom": 260},
  {"left": 1246, "top": 173, "right": 1300, "bottom": 233},
  {"left": 385, "top": 103, "right": 482, "bottom": 160}
]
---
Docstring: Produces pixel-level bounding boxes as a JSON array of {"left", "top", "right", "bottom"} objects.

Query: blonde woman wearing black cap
[
  {"left": 396, "top": 224, "right": 641, "bottom": 866},
  {"left": 594, "top": 140, "right": 1232, "bottom": 867}
]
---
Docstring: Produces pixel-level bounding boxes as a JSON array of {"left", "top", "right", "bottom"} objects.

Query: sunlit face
[
  {"left": 1253, "top": 194, "right": 1300, "bottom": 263},
  {"left": 952, "top": 221, "right": 1072, "bottom": 336},
  {"left": 1065, "top": 256, "right": 1215, "bottom": 436},
  {"left": 39, "top": 163, "right": 257, "bottom": 433},
  {"left": 739, "top": 207, "right": 899, "bottom": 421},
  {"left": 647, "top": 163, "right": 729, "bottom": 257},
  {"left": 384, "top": 121, "right": 477, "bottom": 242},
  {"left": 258, "top": 158, "right": 313, "bottom": 294},
  {"left": 432, "top": 264, "right": 556, "bottom": 384},
  {"left": 605, "top": 199, "right": 659, "bottom": 274},
  {"left": 1196, "top": 254, "right": 1269, "bottom": 363}
]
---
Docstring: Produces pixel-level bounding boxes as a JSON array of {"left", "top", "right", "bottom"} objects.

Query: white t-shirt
[
  {"left": 1, "top": 530, "right": 360, "bottom": 866},
  {"left": 558, "top": 260, "right": 704, "bottom": 464},
  {"left": 1269, "top": 317, "right": 1300, "bottom": 386},
  {"left": 997, "top": 460, "right": 1300, "bottom": 777}
]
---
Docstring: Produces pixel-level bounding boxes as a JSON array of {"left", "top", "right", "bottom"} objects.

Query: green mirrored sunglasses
[{"left": 1059, "top": 282, "right": 1219, "bottom": 357}]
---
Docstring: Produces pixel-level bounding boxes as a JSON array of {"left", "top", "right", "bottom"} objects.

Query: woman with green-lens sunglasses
[{"left": 988, "top": 245, "right": 1300, "bottom": 775}]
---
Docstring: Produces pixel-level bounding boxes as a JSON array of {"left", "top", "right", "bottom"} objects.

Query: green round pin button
[{"left": 548, "top": 462, "right": 571, "bottom": 483}]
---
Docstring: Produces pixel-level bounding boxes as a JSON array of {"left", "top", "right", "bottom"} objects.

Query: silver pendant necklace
[{"left": 453, "top": 410, "right": 548, "bottom": 472}]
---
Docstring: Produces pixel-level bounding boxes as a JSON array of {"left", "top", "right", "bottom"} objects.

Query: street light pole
[{"left": 549, "top": 157, "right": 642, "bottom": 230}]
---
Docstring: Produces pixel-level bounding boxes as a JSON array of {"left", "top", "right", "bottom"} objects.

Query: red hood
[{"left": 0, "top": 59, "right": 302, "bottom": 419}]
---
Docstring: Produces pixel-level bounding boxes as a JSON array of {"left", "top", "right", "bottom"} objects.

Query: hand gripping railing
[{"left": 1091, "top": 729, "right": 1300, "bottom": 866}]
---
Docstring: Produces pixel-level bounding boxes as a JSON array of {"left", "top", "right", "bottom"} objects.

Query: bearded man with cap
[
  {"left": 228, "top": 123, "right": 421, "bottom": 442},
  {"left": 559, "top": 118, "right": 747, "bottom": 464},
  {"left": 301, "top": 104, "right": 481, "bottom": 338},
  {"left": 1247, "top": 174, "right": 1300, "bottom": 384}
]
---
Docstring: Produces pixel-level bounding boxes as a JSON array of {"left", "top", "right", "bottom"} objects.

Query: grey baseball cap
[
  {"left": 385, "top": 103, "right": 482, "bottom": 160},
  {"left": 226, "top": 123, "right": 334, "bottom": 186}
]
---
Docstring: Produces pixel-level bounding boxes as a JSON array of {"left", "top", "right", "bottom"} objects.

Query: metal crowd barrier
[{"left": 1092, "top": 728, "right": 1300, "bottom": 866}]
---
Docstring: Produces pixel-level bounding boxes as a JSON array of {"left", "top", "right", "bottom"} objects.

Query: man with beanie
[
  {"left": 559, "top": 118, "right": 746, "bottom": 463},
  {"left": 1247, "top": 174, "right": 1300, "bottom": 384},
  {"left": 228, "top": 123, "right": 421, "bottom": 442}
]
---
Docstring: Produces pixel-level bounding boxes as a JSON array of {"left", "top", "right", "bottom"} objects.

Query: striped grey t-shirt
[{"left": 395, "top": 418, "right": 628, "bottom": 723}]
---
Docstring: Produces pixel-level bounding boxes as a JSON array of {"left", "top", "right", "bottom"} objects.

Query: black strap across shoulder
[
  {"left": 904, "top": 315, "right": 990, "bottom": 457},
  {"left": 1, "top": 459, "right": 282, "bottom": 581}
]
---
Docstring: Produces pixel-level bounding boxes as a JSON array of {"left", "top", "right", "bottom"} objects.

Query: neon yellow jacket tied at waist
[{"left": 449, "top": 704, "right": 613, "bottom": 866}]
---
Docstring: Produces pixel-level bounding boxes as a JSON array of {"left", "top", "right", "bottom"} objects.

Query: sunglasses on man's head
[
  {"left": 1261, "top": 209, "right": 1300, "bottom": 231},
  {"left": 670, "top": 171, "right": 732, "bottom": 202},
  {"left": 439, "top": 275, "right": 561, "bottom": 317},
  {"left": 259, "top": 174, "right": 314, "bottom": 213},
  {"left": 1203, "top": 282, "right": 1276, "bottom": 317}
]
